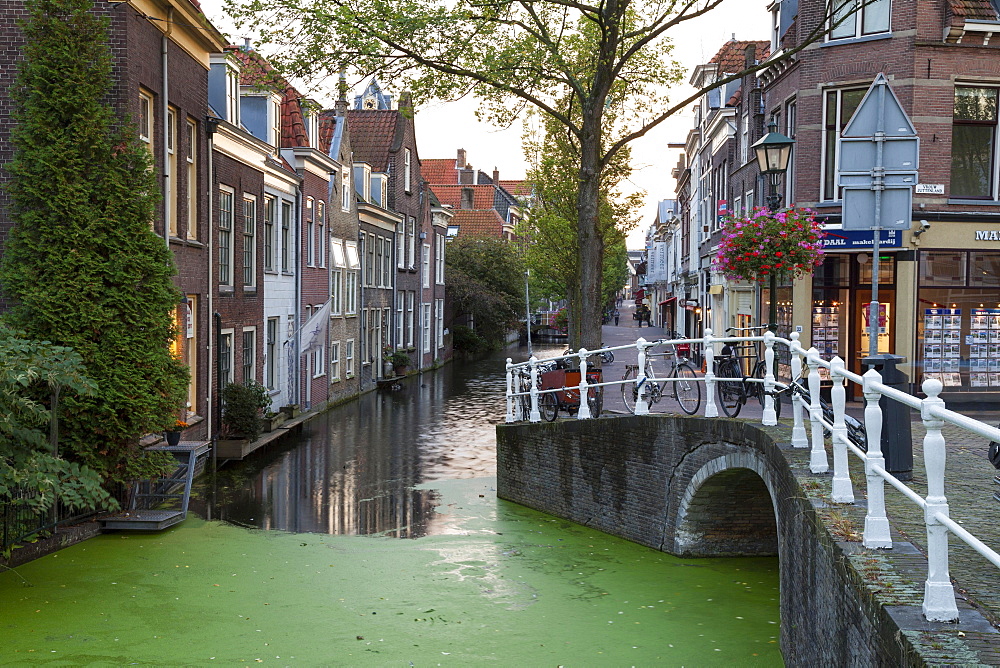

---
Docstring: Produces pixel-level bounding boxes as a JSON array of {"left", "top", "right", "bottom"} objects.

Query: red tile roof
[
  {"left": 422, "top": 158, "right": 459, "bottom": 184},
  {"left": 431, "top": 184, "right": 496, "bottom": 210},
  {"left": 500, "top": 180, "right": 531, "bottom": 198},
  {"left": 449, "top": 209, "right": 507, "bottom": 239},
  {"left": 949, "top": 0, "right": 999, "bottom": 18},
  {"left": 281, "top": 88, "right": 310, "bottom": 148},
  {"left": 710, "top": 40, "right": 770, "bottom": 74},
  {"left": 345, "top": 110, "right": 399, "bottom": 172}
]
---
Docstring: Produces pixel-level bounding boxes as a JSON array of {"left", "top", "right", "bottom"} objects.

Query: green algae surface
[{"left": 0, "top": 478, "right": 781, "bottom": 666}]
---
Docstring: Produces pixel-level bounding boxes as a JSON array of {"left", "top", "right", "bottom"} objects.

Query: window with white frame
[
  {"left": 407, "top": 217, "right": 416, "bottom": 268},
  {"left": 332, "top": 239, "right": 345, "bottom": 315},
  {"left": 396, "top": 221, "right": 406, "bottom": 268},
  {"left": 306, "top": 198, "right": 315, "bottom": 267},
  {"left": 219, "top": 188, "right": 234, "bottom": 286},
  {"left": 345, "top": 242, "right": 360, "bottom": 315},
  {"left": 281, "top": 200, "right": 292, "bottom": 273},
  {"left": 366, "top": 233, "right": 375, "bottom": 286},
  {"left": 784, "top": 98, "right": 797, "bottom": 204},
  {"left": 219, "top": 330, "right": 234, "bottom": 385},
  {"left": 952, "top": 86, "right": 999, "bottom": 199},
  {"left": 138, "top": 90, "right": 153, "bottom": 152},
  {"left": 740, "top": 106, "right": 749, "bottom": 165},
  {"left": 422, "top": 303, "right": 431, "bottom": 353},
  {"left": 166, "top": 107, "right": 178, "bottom": 237},
  {"left": 312, "top": 307, "right": 325, "bottom": 378},
  {"left": 435, "top": 234, "right": 445, "bottom": 285},
  {"left": 406, "top": 291, "right": 415, "bottom": 347},
  {"left": 243, "top": 195, "right": 256, "bottom": 287},
  {"left": 822, "top": 87, "right": 866, "bottom": 201},
  {"left": 383, "top": 236, "right": 392, "bottom": 286},
  {"left": 226, "top": 64, "right": 240, "bottom": 125},
  {"left": 396, "top": 292, "right": 404, "bottom": 349},
  {"left": 317, "top": 201, "right": 326, "bottom": 268},
  {"left": 422, "top": 243, "right": 430, "bottom": 288},
  {"left": 264, "top": 196, "right": 275, "bottom": 271},
  {"left": 341, "top": 166, "right": 352, "bottom": 211},
  {"left": 266, "top": 317, "right": 278, "bottom": 390},
  {"left": 241, "top": 328, "right": 256, "bottom": 384},
  {"left": 404, "top": 148, "right": 412, "bottom": 192},
  {"left": 186, "top": 119, "right": 197, "bottom": 240},
  {"left": 330, "top": 340, "right": 340, "bottom": 381},
  {"left": 345, "top": 339, "right": 355, "bottom": 378},
  {"left": 829, "top": 0, "right": 890, "bottom": 40},
  {"left": 269, "top": 96, "right": 281, "bottom": 149},
  {"left": 375, "top": 235, "right": 384, "bottom": 287},
  {"left": 435, "top": 298, "right": 444, "bottom": 350}
]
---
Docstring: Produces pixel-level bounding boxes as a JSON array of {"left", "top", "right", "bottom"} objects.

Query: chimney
[
  {"left": 243, "top": 37, "right": 252, "bottom": 52},
  {"left": 457, "top": 148, "right": 467, "bottom": 169},
  {"left": 492, "top": 168, "right": 499, "bottom": 184},
  {"left": 744, "top": 43, "right": 756, "bottom": 68}
]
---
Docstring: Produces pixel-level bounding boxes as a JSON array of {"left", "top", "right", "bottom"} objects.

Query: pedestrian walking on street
[{"left": 613, "top": 309, "right": 620, "bottom": 326}]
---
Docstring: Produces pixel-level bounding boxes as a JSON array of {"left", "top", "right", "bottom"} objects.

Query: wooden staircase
[{"left": 99, "top": 441, "right": 210, "bottom": 531}]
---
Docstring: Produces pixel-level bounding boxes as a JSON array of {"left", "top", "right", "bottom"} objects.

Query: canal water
[{"left": 0, "top": 347, "right": 782, "bottom": 666}]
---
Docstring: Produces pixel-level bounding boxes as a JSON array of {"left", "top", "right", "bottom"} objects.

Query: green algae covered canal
[{"left": 0, "top": 348, "right": 782, "bottom": 666}]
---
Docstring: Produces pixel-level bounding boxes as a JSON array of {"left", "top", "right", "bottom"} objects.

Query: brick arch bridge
[{"left": 496, "top": 415, "right": 927, "bottom": 665}]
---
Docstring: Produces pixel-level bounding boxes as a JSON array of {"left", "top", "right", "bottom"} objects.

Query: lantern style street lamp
[{"left": 751, "top": 121, "right": 795, "bottom": 329}]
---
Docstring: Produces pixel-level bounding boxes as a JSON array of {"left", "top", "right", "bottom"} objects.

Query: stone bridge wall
[{"left": 495, "top": 415, "right": 927, "bottom": 665}]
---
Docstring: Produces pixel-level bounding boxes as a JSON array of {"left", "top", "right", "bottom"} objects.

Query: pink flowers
[{"left": 713, "top": 207, "right": 826, "bottom": 282}]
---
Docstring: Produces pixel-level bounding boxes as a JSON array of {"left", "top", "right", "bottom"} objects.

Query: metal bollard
[{"left": 862, "top": 354, "right": 913, "bottom": 481}]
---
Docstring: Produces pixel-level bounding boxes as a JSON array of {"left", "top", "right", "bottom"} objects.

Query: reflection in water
[{"left": 192, "top": 346, "right": 561, "bottom": 538}]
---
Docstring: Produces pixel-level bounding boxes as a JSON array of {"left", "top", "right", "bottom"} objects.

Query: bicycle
[
  {"left": 621, "top": 340, "right": 701, "bottom": 415},
  {"left": 564, "top": 345, "right": 614, "bottom": 365},
  {"left": 714, "top": 326, "right": 775, "bottom": 418}
]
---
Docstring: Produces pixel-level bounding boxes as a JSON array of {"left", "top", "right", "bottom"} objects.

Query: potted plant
[
  {"left": 165, "top": 419, "right": 187, "bottom": 446},
  {"left": 713, "top": 207, "right": 825, "bottom": 284},
  {"left": 221, "top": 380, "right": 272, "bottom": 442},
  {"left": 260, "top": 409, "right": 287, "bottom": 433},
  {"left": 388, "top": 350, "right": 410, "bottom": 375}
]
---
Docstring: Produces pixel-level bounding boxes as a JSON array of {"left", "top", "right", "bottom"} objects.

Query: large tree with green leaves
[
  {"left": 227, "top": 0, "right": 844, "bottom": 351},
  {"left": 445, "top": 235, "right": 524, "bottom": 351},
  {"left": 1, "top": 0, "right": 188, "bottom": 485}
]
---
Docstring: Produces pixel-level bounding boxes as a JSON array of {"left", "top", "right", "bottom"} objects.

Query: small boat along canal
[{"left": 0, "top": 347, "right": 782, "bottom": 666}]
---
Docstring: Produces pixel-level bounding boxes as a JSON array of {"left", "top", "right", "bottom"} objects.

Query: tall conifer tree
[{"left": 1, "top": 0, "right": 188, "bottom": 483}]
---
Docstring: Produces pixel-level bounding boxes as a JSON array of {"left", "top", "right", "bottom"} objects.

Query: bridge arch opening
[{"left": 674, "top": 467, "right": 778, "bottom": 558}]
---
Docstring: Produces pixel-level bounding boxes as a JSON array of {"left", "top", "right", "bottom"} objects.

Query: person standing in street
[{"left": 613, "top": 308, "right": 620, "bottom": 326}]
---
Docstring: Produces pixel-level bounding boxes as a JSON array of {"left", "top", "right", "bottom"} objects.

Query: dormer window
[
  {"left": 354, "top": 163, "right": 371, "bottom": 201},
  {"left": 269, "top": 96, "right": 281, "bottom": 148},
  {"left": 209, "top": 53, "right": 243, "bottom": 126},
  {"left": 370, "top": 173, "right": 388, "bottom": 207},
  {"left": 227, "top": 65, "right": 240, "bottom": 125},
  {"left": 304, "top": 109, "right": 319, "bottom": 149}
]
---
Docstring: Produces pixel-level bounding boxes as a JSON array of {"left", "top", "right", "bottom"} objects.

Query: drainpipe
[
  {"left": 294, "top": 187, "right": 302, "bottom": 408},
  {"left": 161, "top": 12, "right": 171, "bottom": 247},
  {"left": 206, "top": 117, "right": 219, "bottom": 448}
]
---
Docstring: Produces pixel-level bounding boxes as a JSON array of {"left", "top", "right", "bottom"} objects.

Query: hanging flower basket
[{"left": 713, "top": 207, "right": 826, "bottom": 283}]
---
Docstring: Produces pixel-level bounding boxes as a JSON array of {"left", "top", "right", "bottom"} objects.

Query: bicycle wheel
[
  {"left": 751, "top": 362, "right": 768, "bottom": 410},
  {"left": 540, "top": 392, "right": 558, "bottom": 422},
  {"left": 716, "top": 360, "right": 744, "bottom": 418},
  {"left": 673, "top": 363, "right": 701, "bottom": 415},
  {"left": 621, "top": 366, "right": 638, "bottom": 414},
  {"left": 587, "top": 386, "right": 603, "bottom": 418}
]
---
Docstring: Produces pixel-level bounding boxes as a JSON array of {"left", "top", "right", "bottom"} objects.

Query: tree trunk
[{"left": 576, "top": 109, "right": 605, "bottom": 353}]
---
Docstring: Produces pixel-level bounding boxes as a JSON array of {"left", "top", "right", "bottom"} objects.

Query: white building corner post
[
  {"left": 862, "top": 368, "right": 892, "bottom": 549},
  {"left": 830, "top": 356, "right": 854, "bottom": 503},
  {"left": 919, "top": 378, "right": 960, "bottom": 622},
  {"left": 528, "top": 356, "right": 541, "bottom": 423},
  {"left": 762, "top": 330, "right": 777, "bottom": 426},
  {"left": 789, "top": 333, "right": 808, "bottom": 447},
  {"left": 703, "top": 329, "right": 718, "bottom": 417},
  {"left": 807, "top": 348, "right": 829, "bottom": 473},
  {"left": 576, "top": 349, "right": 591, "bottom": 420},
  {"left": 505, "top": 358, "right": 515, "bottom": 423},
  {"left": 634, "top": 338, "right": 650, "bottom": 416}
]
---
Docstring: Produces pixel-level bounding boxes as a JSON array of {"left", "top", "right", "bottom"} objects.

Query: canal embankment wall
[{"left": 496, "top": 415, "right": 999, "bottom": 666}]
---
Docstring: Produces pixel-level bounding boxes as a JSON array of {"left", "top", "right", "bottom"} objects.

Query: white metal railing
[{"left": 505, "top": 328, "right": 1000, "bottom": 622}]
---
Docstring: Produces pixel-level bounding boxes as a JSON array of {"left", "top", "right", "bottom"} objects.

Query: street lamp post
[
  {"left": 751, "top": 121, "right": 795, "bottom": 331},
  {"left": 525, "top": 269, "right": 533, "bottom": 357}
]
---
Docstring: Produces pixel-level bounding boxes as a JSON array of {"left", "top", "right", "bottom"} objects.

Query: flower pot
[
  {"left": 165, "top": 430, "right": 181, "bottom": 446},
  {"left": 260, "top": 412, "right": 287, "bottom": 433},
  {"left": 393, "top": 365, "right": 408, "bottom": 376}
]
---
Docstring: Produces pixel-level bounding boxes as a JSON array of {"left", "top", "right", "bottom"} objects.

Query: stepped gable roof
[
  {"left": 499, "top": 179, "right": 532, "bottom": 198},
  {"left": 710, "top": 40, "right": 769, "bottom": 74},
  {"left": 422, "top": 158, "right": 459, "bottom": 184},
  {"left": 431, "top": 183, "right": 497, "bottom": 209},
  {"left": 949, "top": 0, "right": 999, "bottom": 18},
  {"left": 346, "top": 110, "right": 399, "bottom": 172},
  {"left": 448, "top": 209, "right": 507, "bottom": 238}
]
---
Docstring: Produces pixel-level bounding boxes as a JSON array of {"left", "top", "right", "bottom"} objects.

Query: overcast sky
[{"left": 198, "top": 0, "right": 772, "bottom": 248}]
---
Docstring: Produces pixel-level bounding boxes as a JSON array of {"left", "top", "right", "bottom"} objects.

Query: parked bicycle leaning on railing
[{"left": 621, "top": 339, "right": 700, "bottom": 415}]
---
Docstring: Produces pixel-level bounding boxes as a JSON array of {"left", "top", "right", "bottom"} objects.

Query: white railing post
[
  {"left": 528, "top": 356, "right": 541, "bottom": 423},
  {"left": 789, "top": 333, "right": 808, "bottom": 448},
  {"left": 704, "top": 329, "right": 717, "bottom": 417},
  {"left": 505, "top": 358, "right": 515, "bottom": 423},
  {"left": 577, "top": 349, "right": 591, "bottom": 420},
  {"left": 762, "top": 330, "right": 777, "bottom": 426},
  {"left": 635, "top": 338, "right": 650, "bottom": 416},
  {"left": 830, "top": 357, "right": 854, "bottom": 503},
  {"left": 862, "top": 368, "right": 892, "bottom": 549},
  {"left": 920, "top": 378, "right": 960, "bottom": 622},
  {"left": 807, "top": 347, "right": 829, "bottom": 473}
]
